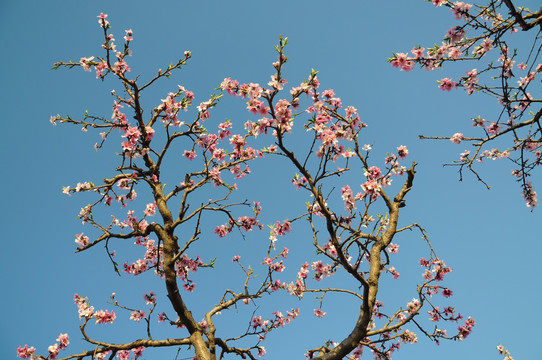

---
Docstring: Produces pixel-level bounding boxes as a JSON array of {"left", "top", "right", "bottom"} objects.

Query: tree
[
  {"left": 16, "top": 12, "right": 473, "bottom": 360},
  {"left": 12, "top": 1, "right": 540, "bottom": 359},
  {"left": 390, "top": 0, "right": 542, "bottom": 210}
]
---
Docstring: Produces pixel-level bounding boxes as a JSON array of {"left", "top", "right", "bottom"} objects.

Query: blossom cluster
[
  {"left": 251, "top": 308, "right": 300, "bottom": 342},
  {"left": 17, "top": 334, "right": 69, "bottom": 360},
  {"left": 73, "top": 294, "right": 117, "bottom": 324},
  {"left": 497, "top": 344, "right": 515, "bottom": 360},
  {"left": 123, "top": 237, "right": 163, "bottom": 275},
  {"left": 116, "top": 347, "right": 145, "bottom": 360},
  {"left": 123, "top": 237, "right": 204, "bottom": 292}
]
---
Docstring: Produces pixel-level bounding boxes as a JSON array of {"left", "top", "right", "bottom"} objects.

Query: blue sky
[{"left": 1, "top": 1, "right": 541, "bottom": 359}]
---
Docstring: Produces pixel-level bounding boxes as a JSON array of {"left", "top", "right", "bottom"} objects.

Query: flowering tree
[
  {"left": 390, "top": 0, "right": 542, "bottom": 210},
  {"left": 14, "top": 12, "right": 480, "bottom": 360}
]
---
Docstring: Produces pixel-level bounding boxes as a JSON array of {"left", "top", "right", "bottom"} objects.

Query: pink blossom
[
  {"left": 318, "top": 128, "right": 338, "bottom": 149},
  {"left": 460, "top": 150, "right": 470, "bottom": 161},
  {"left": 518, "top": 72, "right": 536, "bottom": 87},
  {"left": 95, "top": 310, "right": 116, "bottom": 324},
  {"left": 322, "top": 89, "right": 335, "bottom": 98},
  {"left": 56, "top": 334, "right": 69, "bottom": 350},
  {"left": 390, "top": 53, "right": 414, "bottom": 72},
  {"left": 75, "top": 182, "right": 92, "bottom": 192},
  {"left": 183, "top": 150, "right": 197, "bottom": 160},
  {"left": 314, "top": 308, "right": 326, "bottom": 318},
  {"left": 94, "top": 61, "right": 108, "bottom": 78},
  {"left": 452, "top": 2, "right": 472, "bottom": 20},
  {"left": 158, "top": 312, "right": 166, "bottom": 322},
  {"left": 80, "top": 56, "right": 94, "bottom": 71},
  {"left": 130, "top": 310, "right": 146, "bottom": 322},
  {"left": 214, "top": 224, "right": 230, "bottom": 237},
  {"left": 75, "top": 233, "right": 89, "bottom": 248},
  {"left": 388, "top": 266, "right": 400, "bottom": 279},
  {"left": 411, "top": 47, "right": 425, "bottom": 58},
  {"left": 182, "top": 90, "right": 193, "bottom": 101},
  {"left": 428, "top": 307, "right": 441, "bottom": 322},
  {"left": 139, "top": 218, "right": 149, "bottom": 232},
  {"left": 237, "top": 215, "right": 259, "bottom": 231},
  {"left": 397, "top": 145, "right": 408, "bottom": 159},
  {"left": 124, "top": 29, "right": 133, "bottom": 42},
  {"left": 268, "top": 74, "right": 286, "bottom": 90},
  {"left": 292, "top": 174, "right": 308, "bottom": 189},
  {"left": 276, "top": 220, "right": 292, "bottom": 235},
  {"left": 247, "top": 99, "right": 268, "bottom": 115},
  {"left": 438, "top": 78, "right": 457, "bottom": 91},
  {"left": 183, "top": 281, "right": 196, "bottom": 292},
  {"left": 144, "top": 126, "right": 155, "bottom": 141},
  {"left": 511, "top": 169, "right": 521, "bottom": 177},
  {"left": 457, "top": 317, "right": 476, "bottom": 340},
  {"left": 448, "top": 46, "right": 461, "bottom": 59},
  {"left": 113, "top": 60, "right": 131, "bottom": 74},
  {"left": 388, "top": 243, "right": 399, "bottom": 254},
  {"left": 220, "top": 77, "right": 239, "bottom": 95},
  {"left": 274, "top": 99, "right": 293, "bottom": 131},
  {"left": 450, "top": 133, "right": 464, "bottom": 144},
  {"left": 402, "top": 329, "right": 418, "bottom": 344},
  {"left": 419, "top": 257, "right": 430, "bottom": 267},
  {"left": 474, "top": 38, "right": 493, "bottom": 56},
  {"left": 121, "top": 126, "right": 140, "bottom": 151},
  {"left": 361, "top": 179, "right": 382, "bottom": 200},
  {"left": 94, "top": 352, "right": 111, "bottom": 360},
  {"left": 407, "top": 298, "right": 420, "bottom": 313},
  {"left": 519, "top": 92, "right": 532, "bottom": 110},
  {"left": 48, "top": 344, "right": 60, "bottom": 359},
  {"left": 243, "top": 83, "right": 263, "bottom": 99},
  {"left": 117, "top": 350, "right": 131, "bottom": 360},
  {"left": 423, "top": 269, "right": 432, "bottom": 280},
  {"left": 364, "top": 166, "right": 382, "bottom": 180},
  {"left": 252, "top": 316, "right": 264, "bottom": 329},
  {"left": 16, "top": 345, "right": 36, "bottom": 359},
  {"left": 341, "top": 185, "right": 356, "bottom": 211},
  {"left": 486, "top": 122, "right": 501, "bottom": 134},
  {"left": 472, "top": 116, "right": 485, "bottom": 127},
  {"left": 311, "top": 261, "right": 333, "bottom": 281},
  {"left": 74, "top": 294, "right": 95, "bottom": 318},
  {"left": 144, "top": 202, "right": 156, "bottom": 217},
  {"left": 481, "top": 38, "right": 493, "bottom": 52},
  {"left": 298, "top": 262, "right": 310, "bottom": 280},
  {"left": 446, "top": 26, "right": 465, "bottom": 44},
  {"left": 345, "top": 106, "right": 357, "bottom": 119},
  {"left": 209, "top": 167, "right": 223, "bottom": 186},
  {"left": 464, "top": 69, "right": 478, "bottom": 95},
  {"left": 143, "top": 292, "right": 156, "bottom": 305},
  {"left": 323, "top": 241, "right": 338, "bottom": 256},
  {"left": 132, "top": 347, "right": 145, "bottom": 359},
  {"left": 523, "top": 181, "right": 538, "bottom": 208}
]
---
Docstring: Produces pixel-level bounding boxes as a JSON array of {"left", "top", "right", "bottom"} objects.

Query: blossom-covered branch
[{"left": 390, "top": 0, "right": 542, "bottom": 209}]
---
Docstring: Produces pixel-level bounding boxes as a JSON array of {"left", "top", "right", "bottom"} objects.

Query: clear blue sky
[{"left": 1, "top": 1, "right": 540, "bottom": 359}]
